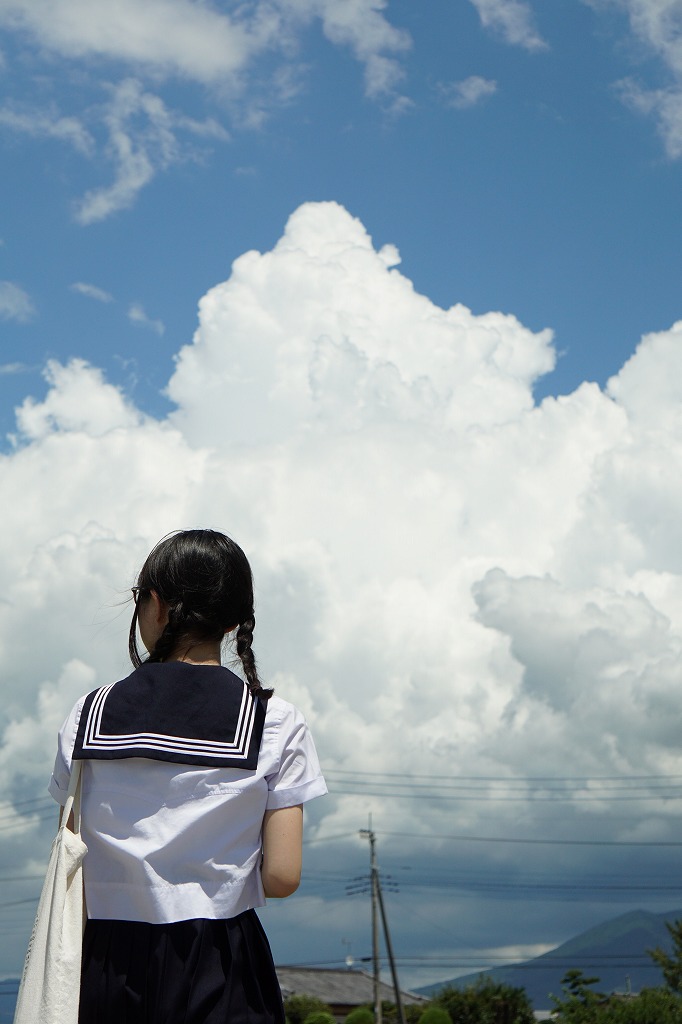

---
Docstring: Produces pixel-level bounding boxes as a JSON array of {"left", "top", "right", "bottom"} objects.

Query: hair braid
[
  {"left": 237, "top": 617, "right": 272, "bottom": 699},
  {"left": 148, "top": 602, "right": 184, "bottom": 664},
  {"left": 129, "top": 530, "right": 274, "bottom": 698}
]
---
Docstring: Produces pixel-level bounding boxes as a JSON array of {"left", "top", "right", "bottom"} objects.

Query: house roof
[{"left": 276, "top": 967, "right": 427, "bottom": 1007}]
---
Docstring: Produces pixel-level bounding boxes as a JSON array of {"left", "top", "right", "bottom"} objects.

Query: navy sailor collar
[{"left": 73, "top": 662, "right": 265, "bottom": 769}]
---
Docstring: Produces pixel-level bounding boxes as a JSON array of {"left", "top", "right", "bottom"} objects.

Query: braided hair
[{"left": 128, "top": 530, "right": 272, "bottom": 699}]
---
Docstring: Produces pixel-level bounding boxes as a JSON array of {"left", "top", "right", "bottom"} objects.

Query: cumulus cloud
[
  {"left": 128, "top": 301, "right": 165, "bottom": 336},
  {"left": 0, "top": 280, "right": 34, "bottom": 321},
  {"left": 70, "top": 281, "right": 113, "bottom": 303},
  {"left": 4, "top": 201, "right": 682, "bottom": 977},
  {"left": 14, "top": 358, "right": 143, "bottom": 440},
  {"left": 468, "top": 0, "right": 547, "bottom": 51},
  {"left": 440, "top": 75, "right": 498, "bottom": 109}
]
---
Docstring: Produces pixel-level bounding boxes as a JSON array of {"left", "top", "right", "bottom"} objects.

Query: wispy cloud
[
  {"left": 128, "top": 302, "right": 165, "bottom": 337},
  {"left": 0, "top": 281, "right": 35, "bottom": 322},
  {"left": 0, "top": 0, "right": 411, "bottom": 99},
  {"left": 0, "top": 0, "right": 251, "bottom": 85},
  {"left": 70, "top": 282, "right": 114, "bottom": 303},
  {"left": 0, "top": 1, "right": 413, "bottom": 220},
  {"left": 312, "top": 0, "right": 411, "bottom": 99},
  {"left": 601, "top": 0, "right": 682, "bottom": 159},
  {"left": 468, "top": 0, "right": 547, "bottom": 51},
  {"left": 73, "top": 79, "right": 229, "bottom": 225},
  {"left": 0, "top": 105, "right": 93, "bottom": 154},
  {"left": 440, "top": 76, "right": 498, "bottom": 110},
  {"left": 616, "top": 79, "right": 682, "bottom": 158},
  {"left": 0, "top": 361, "right": 29, "bottom": 375}
]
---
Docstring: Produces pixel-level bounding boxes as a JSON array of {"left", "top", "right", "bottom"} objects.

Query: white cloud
[
  {"left": 607, "top": 0, "right": 682, "bottom": 67},
  {"left": 0, "top": 0, "right": 409, "bottom": 97},
  {"left": 588, "top": 0, "right": 682, "bottom": 156},
  {"left": 15, "top": 358, "right": 143, "bottom": 439},
  {"left": 0, "top": 104, "right": 93, "bottom": 154},
  {"left": 0, "top": 2, "right": 411, "bottom": 220},
  {"left": 440, "top": 75, "right": 498, "bottom": 110},
  {"left": 4, "top": 201, "right": 682, "bottom": 976},
  {"left": 0, "top": 0, "right": 252, "bottom": 84},
  {"left": 128, "top": 301, "right": 165, "bottom": 336},
  {"left": 468, "top": 0, "right": 547, "bottom": 51},
  {"left": 310, "top": 0, "right": 411, "bottom": 98},
  {"left": 70, "top": 281, "right": 114, "bottom": 303},
  {"left": 0, "top": 81, "right": 230, "bottom": 223},
  {"left": 618, "top": 76, "right": 682, "bottom": 158},
  {"left": 0, "top": 280, "right": 34, "bottom": 321},
  {"left": 167, "top": 201, "right": 555, "bottom": 446},
  {"left": 73, "top": 78, "right": 229, "bottom": 224}
]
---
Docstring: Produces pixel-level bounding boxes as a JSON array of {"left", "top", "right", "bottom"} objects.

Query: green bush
[
  {"left": 404, "top": 1005, "right": 427, "bottom": 1024},
  {"left": 303, "top": 1012, "right": 336, "bottom": 1024},
  {"left": 284, "top": 995, "right": 332, "bottom": 1024},
  {"left": 345, "top": 1009, "right": 375, "bottom": 1024},
  {"left": 417, "top": 1007, "right": 451, "bottom": 1024}
]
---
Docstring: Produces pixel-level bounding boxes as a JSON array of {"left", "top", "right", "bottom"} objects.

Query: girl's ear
[{"left": 149, "top": 590, "right": 169, "bottom": 626}]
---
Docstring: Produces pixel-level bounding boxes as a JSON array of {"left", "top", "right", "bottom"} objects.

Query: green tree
[
  {"left": 649, "top": 920, "right": 682, "bottom": 994},
  {"left": 284, "top": 995, "right": 332, "bottom": 1024},
  {"left": 550, "top": 968, "right": 605, "bottom": 1023},
  {"left": 602, "top": 987, "right": 679, "bottom": 1019},
  {"left": 433, "top": 977, "right": 535, "bottom": 1024},
  {"left": 584, "top": 988, "right": 682, "bottom": 1023}
]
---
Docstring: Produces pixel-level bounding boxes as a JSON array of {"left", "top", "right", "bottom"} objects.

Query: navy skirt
[{"left": 78, "top": 911, "right": 285, "bottom": 1024}]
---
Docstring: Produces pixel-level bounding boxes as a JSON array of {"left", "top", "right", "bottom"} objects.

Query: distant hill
[
  {"left": 415, "top": 908, "right": 682, "bottom": 1010},
  {"left": 0, "top": 983, "right": 18, "bottom": 1023}
]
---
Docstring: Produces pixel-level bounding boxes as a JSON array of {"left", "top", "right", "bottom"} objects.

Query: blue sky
[
  {"left": 3, "top": 0, "right": 682, "bottom": 1003},
  {"left": 3, "top": 0, "right": 682, "bottom": 432}
]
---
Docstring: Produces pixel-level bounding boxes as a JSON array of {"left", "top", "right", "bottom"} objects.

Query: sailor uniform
[{"left": 49, "top": 661, "right": 327, "bottom": 1024}]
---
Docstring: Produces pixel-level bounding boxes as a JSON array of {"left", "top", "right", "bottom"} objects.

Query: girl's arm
[{"left": 261, "top": 805, "right": 303, "bottom": 898}]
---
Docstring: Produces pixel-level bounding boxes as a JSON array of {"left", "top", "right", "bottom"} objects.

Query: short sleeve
[
  {"left": 48, "top": 697, "right": 85, "bottom": 806},
  {"left": 265, "top": 702, "right": 327, "bottom": 810}
]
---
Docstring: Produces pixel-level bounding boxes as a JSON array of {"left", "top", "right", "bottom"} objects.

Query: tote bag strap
[{"left": 62, "top": 759, "right": 82, "bottom": 837}]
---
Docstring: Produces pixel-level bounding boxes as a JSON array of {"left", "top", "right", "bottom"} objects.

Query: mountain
[
  {"left": 0, "top": 983, "right": 19, "bottom": 1023},
  {"left": 415, "top": 908, "right": 682, "bottom": 1010}
]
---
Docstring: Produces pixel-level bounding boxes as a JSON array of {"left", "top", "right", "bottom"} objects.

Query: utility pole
[
  {"left": 360, "top": 821, "right": 406, "bottom": 1024},
  {"left": 360, "top": 819, "right": 382, "bottom": 1024},
  {"left": 376, "top": 871, "right": 406, "bottom": 1024}
]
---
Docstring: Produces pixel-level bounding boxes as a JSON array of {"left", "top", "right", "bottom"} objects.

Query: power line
[
  {"left": 326, "top": 769, "right": 682, "bottom": 783},
  {"left": 375, "top": 829, "right": 682, "bottom": 847},
  {"left": 326, "top": 786, "right": 682, "bottom": 802}
]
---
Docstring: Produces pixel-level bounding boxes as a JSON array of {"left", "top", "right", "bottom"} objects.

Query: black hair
[{"left": 128, "top": 529, "right": 272, "bottom": 699}]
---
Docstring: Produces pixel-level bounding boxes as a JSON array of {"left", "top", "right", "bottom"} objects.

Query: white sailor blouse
[{"left": 49, "top": 662, "right": 327, "bottom": 924}]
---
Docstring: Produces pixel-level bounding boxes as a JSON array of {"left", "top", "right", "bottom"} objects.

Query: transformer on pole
[{"left": 359, "top": 822, "right": 406, "bottom": 1024}]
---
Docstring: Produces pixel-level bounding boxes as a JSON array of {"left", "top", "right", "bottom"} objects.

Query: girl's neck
[{"left": 168, "top": 640, "right": 222, "bottom": 666}]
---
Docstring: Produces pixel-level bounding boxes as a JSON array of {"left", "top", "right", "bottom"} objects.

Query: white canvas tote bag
[{"left": 14, "top": 758, "right": 87, "bottom": 1024}]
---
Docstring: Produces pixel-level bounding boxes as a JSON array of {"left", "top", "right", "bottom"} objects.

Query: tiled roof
[{"left": 276, "top": 967, "right": 427, "bottom": 1006}]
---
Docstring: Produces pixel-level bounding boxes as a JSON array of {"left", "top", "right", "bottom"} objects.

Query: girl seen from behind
[{"left": 49, "top": 529, "right": 327, "bottom": 1024}]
